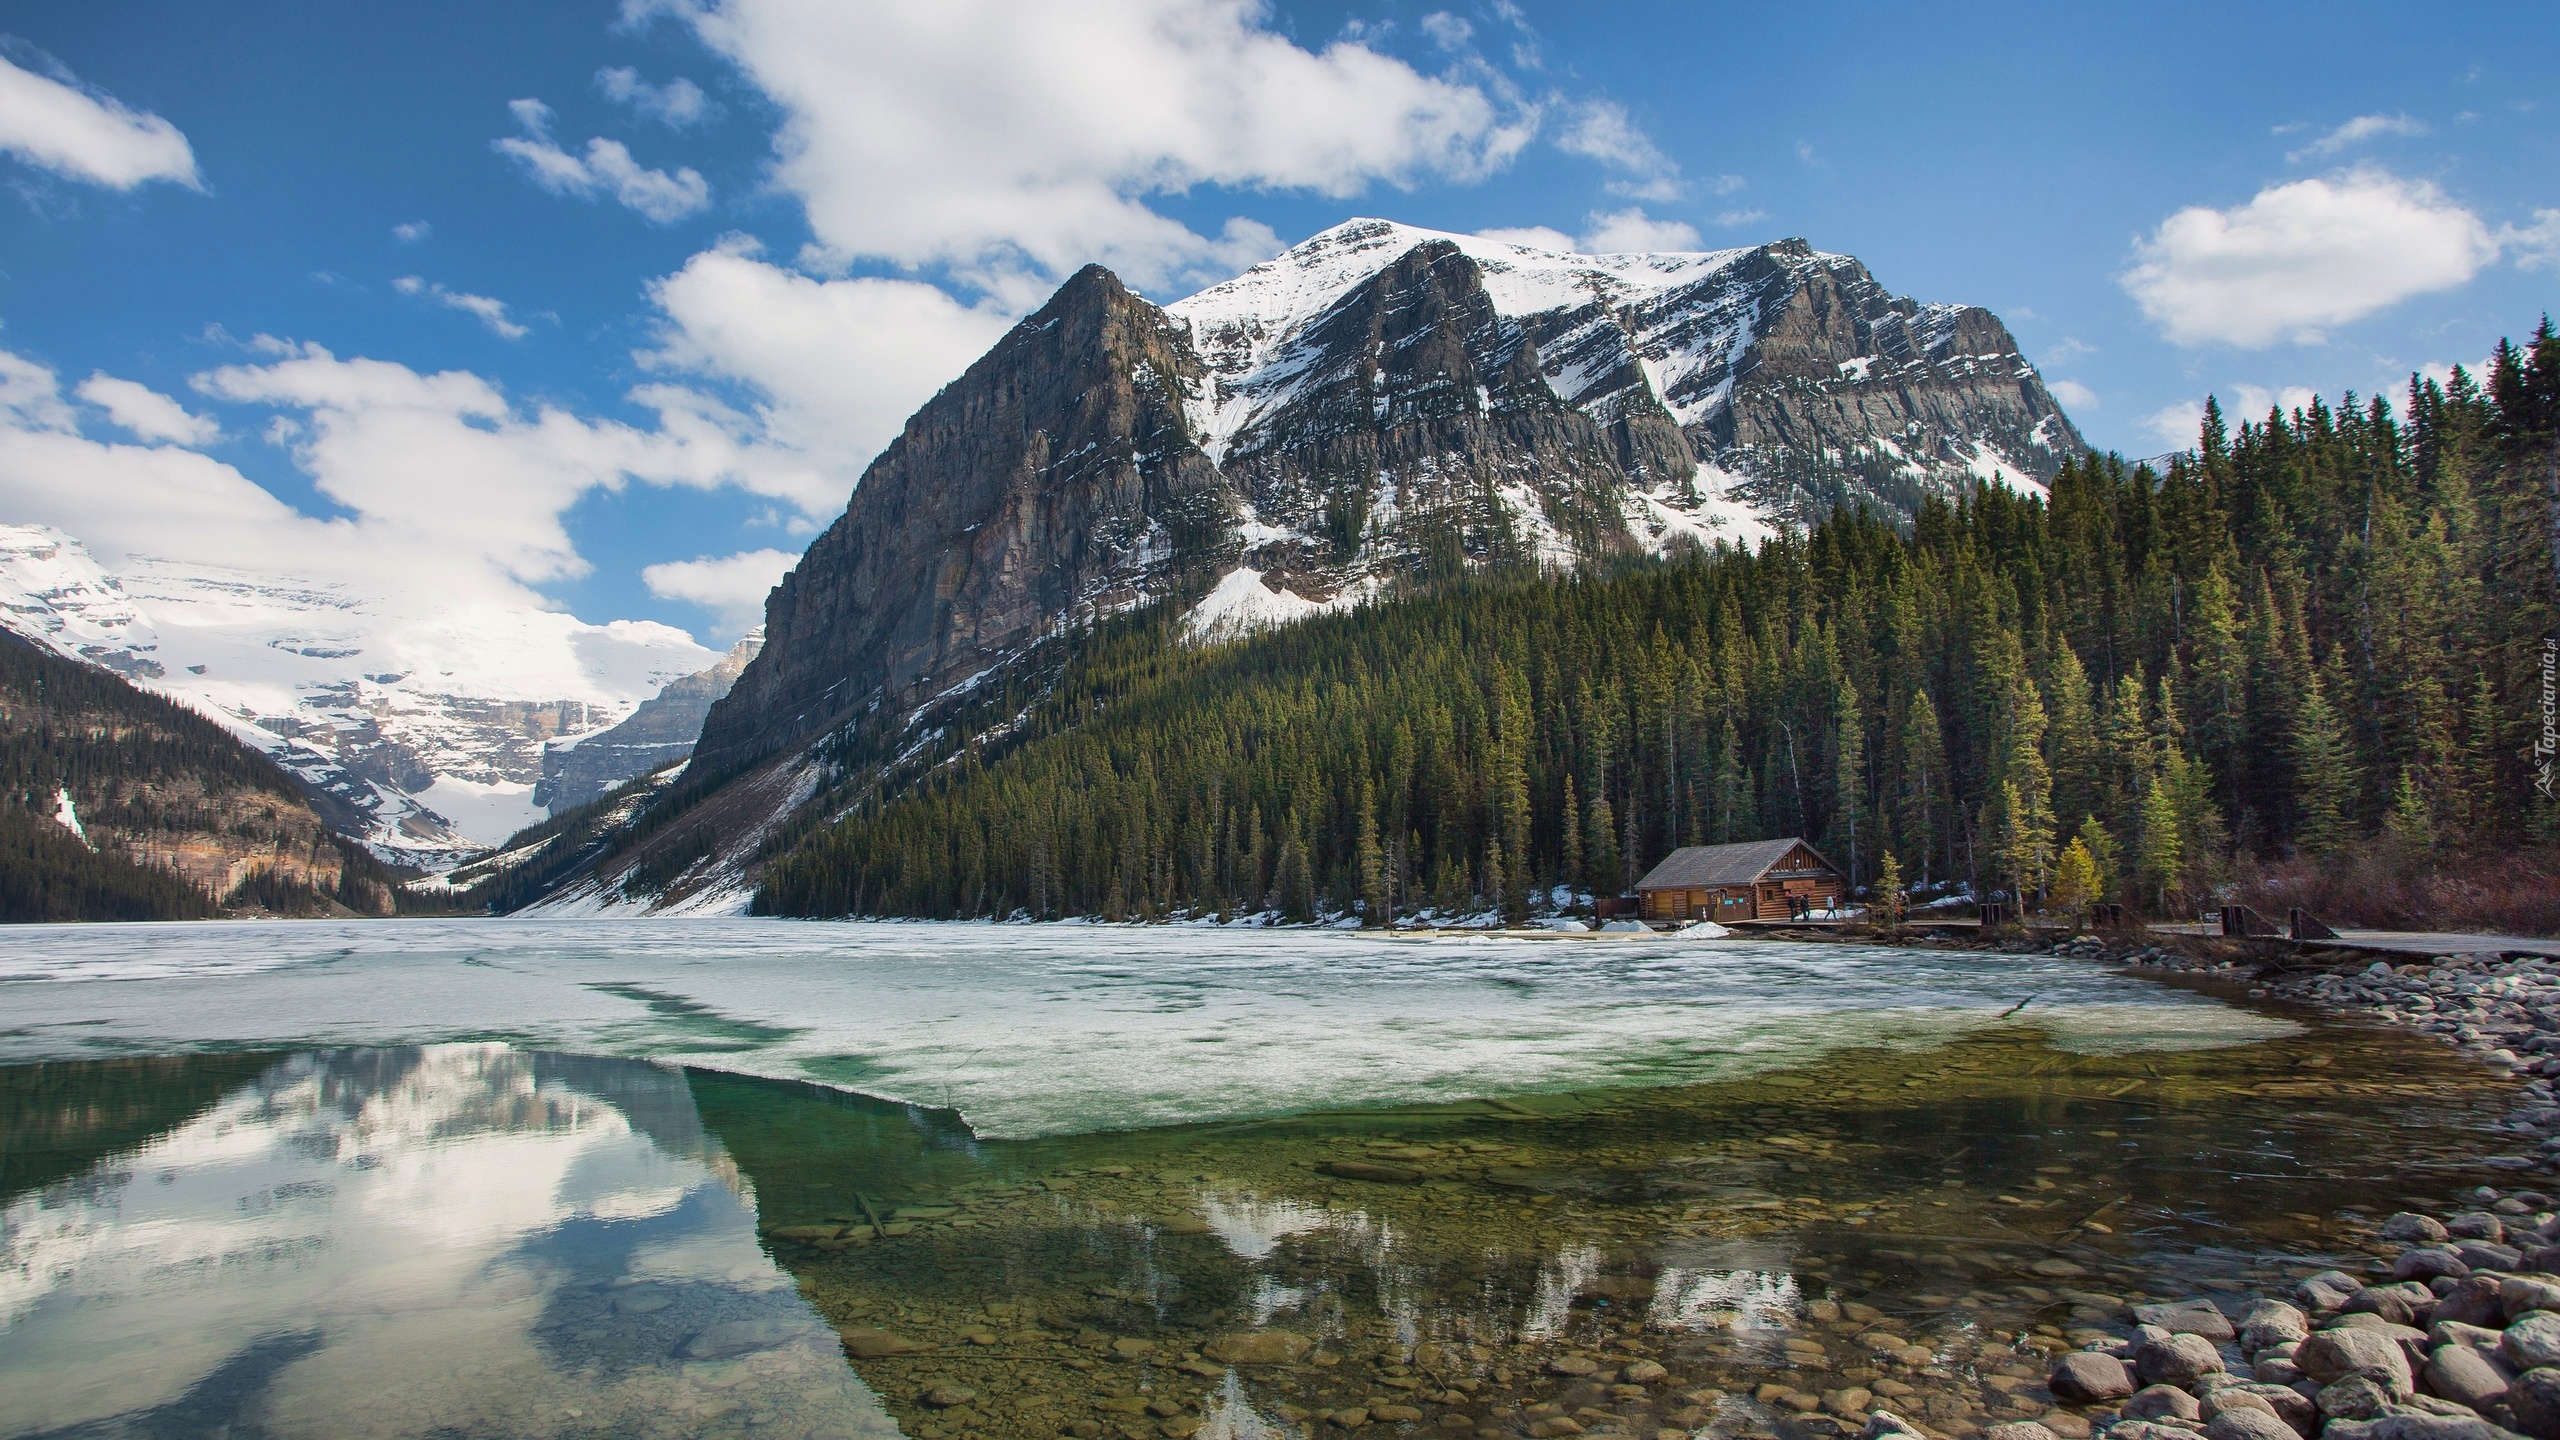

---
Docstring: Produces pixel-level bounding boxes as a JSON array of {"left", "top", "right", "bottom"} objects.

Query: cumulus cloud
[
  {"left": 641, "top": 547, "right": 796, "bottom": 632},
  {"left": 644, "top": 0, "right": 1533, "bottom": 296},
  {"left": 1712, "top": 207, "right": 1766, "bottom": 228},
  {"left": 1475, "top": 211, "right": 1704, "bottom": 255},
  {"left": 2285, "top": 113, "right": 2426, "bottom": 162},
  {"left": 1555, "top": 99, "right": 1683, "bottom": 201},
  {"left": 0, "top": 51, "right": 198, "bottom": 190},
  {"left": 2047, "top": 378, "right": 2098, "bottom": 412},
  {"left": 392, "top": 220, "right": 431, "bottom": 242},
  {"left": 596, "top": 67, "right": 713, "bottom": 127},
  {"left": 494, "top": 98, "right": 710, "bottom": 223},
  {"left": 640, "top": 242, "right": 1015, "bottom": 512},
  {"left": 1579, "top": 207, "right": 1701, "bottom": 253},
  {"left": 2140, "top": 384, "right": 2322, "bottom": 449},
  {"left": 76, "top": 373, "right": 219, "bottom": 444},
  {"left": 2120, "top": 169, "right": 2499, "bottom": 347},
  {"left": 393, "top": 275, "right": 530, "bottom": 339}
]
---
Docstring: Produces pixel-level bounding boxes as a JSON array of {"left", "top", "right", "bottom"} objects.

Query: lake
[{"left": 0, "top": 921, "right": 2522, "bottom": 1440}]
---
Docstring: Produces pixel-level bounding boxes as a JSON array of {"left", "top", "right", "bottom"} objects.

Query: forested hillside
[
  {"left": 755, "top": 322, "right": 2558, "bottom": 928},
  {"left": 0, "top": 633, "right": 420, "bottom": 921}
]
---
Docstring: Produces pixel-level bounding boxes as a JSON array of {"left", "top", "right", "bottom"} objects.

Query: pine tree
[
  {"left": 1560, "top": 774, "right": 1585, "bottom": 899},
  {"left": 1895, "top": 688, "right": 1946, "bottom": 886},
  {"left": 2051, "top": 836, "right": 2099, "bottom": 924},
  {"left": 2290, "top": 666, "right": 2357, "bottom": 856},
  {"left": 2137, "top": 781, "right": 2184, "bottom": 916},
  {"left": 1587, "top": 791, "right": 1620, "bottom": 899},
  {"left": 1831, "top": 677, "right": 1867, "bottom": 886},
  {"left": 1873, "top": 850, "right": 1903, "bottom": 929},
  {"left": 1354, "top": 780, "right": 1385, "bottom": 925}
]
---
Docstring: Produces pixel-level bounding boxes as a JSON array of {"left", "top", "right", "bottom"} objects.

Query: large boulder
[
  {"left": 2204, "top": 1409, "right": 2301, "bottom": 1440},
  {"left": 2401, "top": 1249, "right": 2477, "bottom": 1284},
  {"left": 2509, "top": 1313, "right": 2560, "bottom": 1372},
  {"left": 2124, "top": 1386, "right": 2204, "bottom": 1422},
  {"left": 2390, "top": 1214, "right": 2455, "bottom": 1244},
  {"left": 2138, "top": 1300, "right": 2240, "bottom": 1343},
  {"left": 2426, "top": 1344, "right": 2517, "bottom": 1411},
  {"left": 2242, "top": 1302, "right": 2313, "bottom": 1355},
  {"left": 2504, "top": 1277, "right": 2560, "bottom": 1323},
  {"left": 2323, "top": 1416, "right": 2529, "bottom": 1440},
  {"left": 2300, "top": 1328, "right": 2418, "bottom": 1392},
  {"left": 2050, "top": 1352, "right": 2137, "bottom": 1403},
  {"left": 2510, "top": 1367, "right": 2560, "bottom": 1440},
  {"left": 2138, "top": 1332, "right": 2230, "bottom": 1389},
  {"left": 2437, "top": 1278, "right": 2512, "bottom": 1330},
  {"left": 2302, "top": 1271, "right": 2370, "bottom": 1312}
]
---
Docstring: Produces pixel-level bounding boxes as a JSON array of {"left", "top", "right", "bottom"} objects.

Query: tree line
[{"left": 757, "top": 320, "right": 2560, "bottom": 924}]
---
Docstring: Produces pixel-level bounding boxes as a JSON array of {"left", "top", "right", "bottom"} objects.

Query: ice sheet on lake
[{"left": 0, "top": 919, "right": 2296, "bottom": 1140}]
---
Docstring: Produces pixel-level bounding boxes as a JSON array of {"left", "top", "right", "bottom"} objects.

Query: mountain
[
  {"left": 0, "top": 524, "right": 718, "bottom": 864},
  {"left": 535, "top": 629, "right": 762, "bottom": 814},
  {"left": 0, "top": 629, "right": 423, "bottom": 920},
  {"left": 583, "top": 218, "right": 2084, "bottom": 913}
]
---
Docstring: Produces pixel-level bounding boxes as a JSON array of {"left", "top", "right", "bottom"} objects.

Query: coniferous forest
[{"left": 752, "top": 323, "right": 2552, "bottom": 929}]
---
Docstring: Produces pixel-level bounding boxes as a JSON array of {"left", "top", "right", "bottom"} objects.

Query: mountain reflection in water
[{"left": 0, "top": 1046, "right": 898, "bottom": 1440}]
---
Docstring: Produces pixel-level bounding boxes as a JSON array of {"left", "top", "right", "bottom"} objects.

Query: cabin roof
[{"left": 1633, "top": 838, "right": 1839, "bottom": 890}]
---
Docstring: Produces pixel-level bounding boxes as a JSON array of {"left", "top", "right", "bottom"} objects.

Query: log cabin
[{"left": 1632, "top": 838, "right": 1849, "bottom": 923}]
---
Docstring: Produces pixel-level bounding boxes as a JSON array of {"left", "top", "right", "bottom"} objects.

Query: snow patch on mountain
[{"left": 1183, "top": 566, "right": 1372, "bottom": 643}]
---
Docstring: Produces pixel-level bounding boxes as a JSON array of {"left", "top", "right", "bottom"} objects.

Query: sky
[{"left": 0, "top": 0, "right": 2552, "bottom": 647}]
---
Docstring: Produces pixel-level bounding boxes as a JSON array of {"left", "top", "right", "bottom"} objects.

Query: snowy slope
[
  {"left": 1165, "top": 218, "right": 2080, "bottom": 613},
  {"left": 0, "top": 524, "right": 714, "bottom": 860}
]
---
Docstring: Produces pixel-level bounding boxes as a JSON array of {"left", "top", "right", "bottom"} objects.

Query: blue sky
[{"left": 1, "top": 0, "right": 2552, "bottom": 645}]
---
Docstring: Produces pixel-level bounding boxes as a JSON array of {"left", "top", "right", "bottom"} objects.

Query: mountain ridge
[{"left": 604, "top": 218, "right": 2087, "bottom": 914}]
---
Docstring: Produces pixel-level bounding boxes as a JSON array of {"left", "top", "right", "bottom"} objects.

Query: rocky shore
[{"left": 1929, "top": 1190, "right": 2560, "bottom": 1440}]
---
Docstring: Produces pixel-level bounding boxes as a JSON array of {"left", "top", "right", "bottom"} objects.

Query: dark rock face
[
  {"left": 537, "top": 630, "right": 762, "bottom": 812},
  {"left": 693, "top": 267, "right": 1227, "bottom": 774},
  {"left": 1214, "top": 241, "right": 1668, "bottom": 577}
]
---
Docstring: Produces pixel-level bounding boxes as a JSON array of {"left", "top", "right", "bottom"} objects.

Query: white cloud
[
  {"left": 0, "top": 51, "right": 198, "bottom": 190},
  {"left": 393, "top": 275, "right": 531, "bottom": 339},
  {"left": 1475, "top": 212, "right": 1705, "bottom": 256},
  {"left": 2502, "top": 208, "right": 2560, "bottom": 271},
  {"left": 1475, "top": 225, "right": 1577, "bottom": 253},
  {"left": 0, "top": 350, "right": 77, "bottom": 432},
  {"left": 392, "top": 220, "right": 431, "bottom": 242},
  {"left": 2226, "top": 383, "right": 2321, "bottom": 421},
  {"left": 2285, "top": 112, "right": 2426, "bottom": 162},
  {"left": 1712, "top": 206, "right": 1766, "bottom": 228},
  {"left": 641, "top": 547, "right": 796, "bottom": 632},
  {"left": 75, "top": 373, "right": 219, "bottom": 444},
  {"left": 1579, "top": 207, "right": 1701, "bottom": 253},
  {"left": 2140, "top": 400, "right": 2205, "bottom": 451},
  {"left": 494, "top": 98, "right": 710, "bottom": 223},
  {"left": 1707, "top": 174, "right": 1745, "bottom": 196},
  {"left": 1556, "top": 99, "right": 1683, "bottom": 201},
  {"left": 2048, "top": 378, "right": 2098, "bottom": 412},
  {"left": 2120, "top": 169, "right": 2499, "bottom": 347},
  {"left": 647, "top": 0, "right": 1532, "bottom": 296},
  {"left": 639, "top": 242, "right": 1014, "bottom": 513},
  {"left": 596, "top": 67, "right": 713, "bottom": 127},
  {"left": 2141, "top": 384, "right": 2321, "bottom": 448},
  {"left": 1418, "top": 12, "right": 1473, "bottom": 49}
]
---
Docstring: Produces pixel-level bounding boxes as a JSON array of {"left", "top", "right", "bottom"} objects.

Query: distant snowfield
[
  {"left": 0, "top": 919, "right": 2293, "bottom": 1141},
  {"left": 0, "top": 524, "right": 712, "bottom": 854}
]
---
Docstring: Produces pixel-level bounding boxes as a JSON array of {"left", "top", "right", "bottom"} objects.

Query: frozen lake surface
[{"left": 0, "top": 919, "right": 2291, "bottom": 1139}]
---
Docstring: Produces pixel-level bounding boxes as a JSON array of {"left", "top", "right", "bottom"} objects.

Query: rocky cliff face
[
  {"left": 692, "top": 266, "right": 1228, "bottom": 775},
  {"left": 644, "top": 218, "right": 2088, "bottom": 910},
  {"left": 537, "top": 629, "right": 762, "bottom": 813}
]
